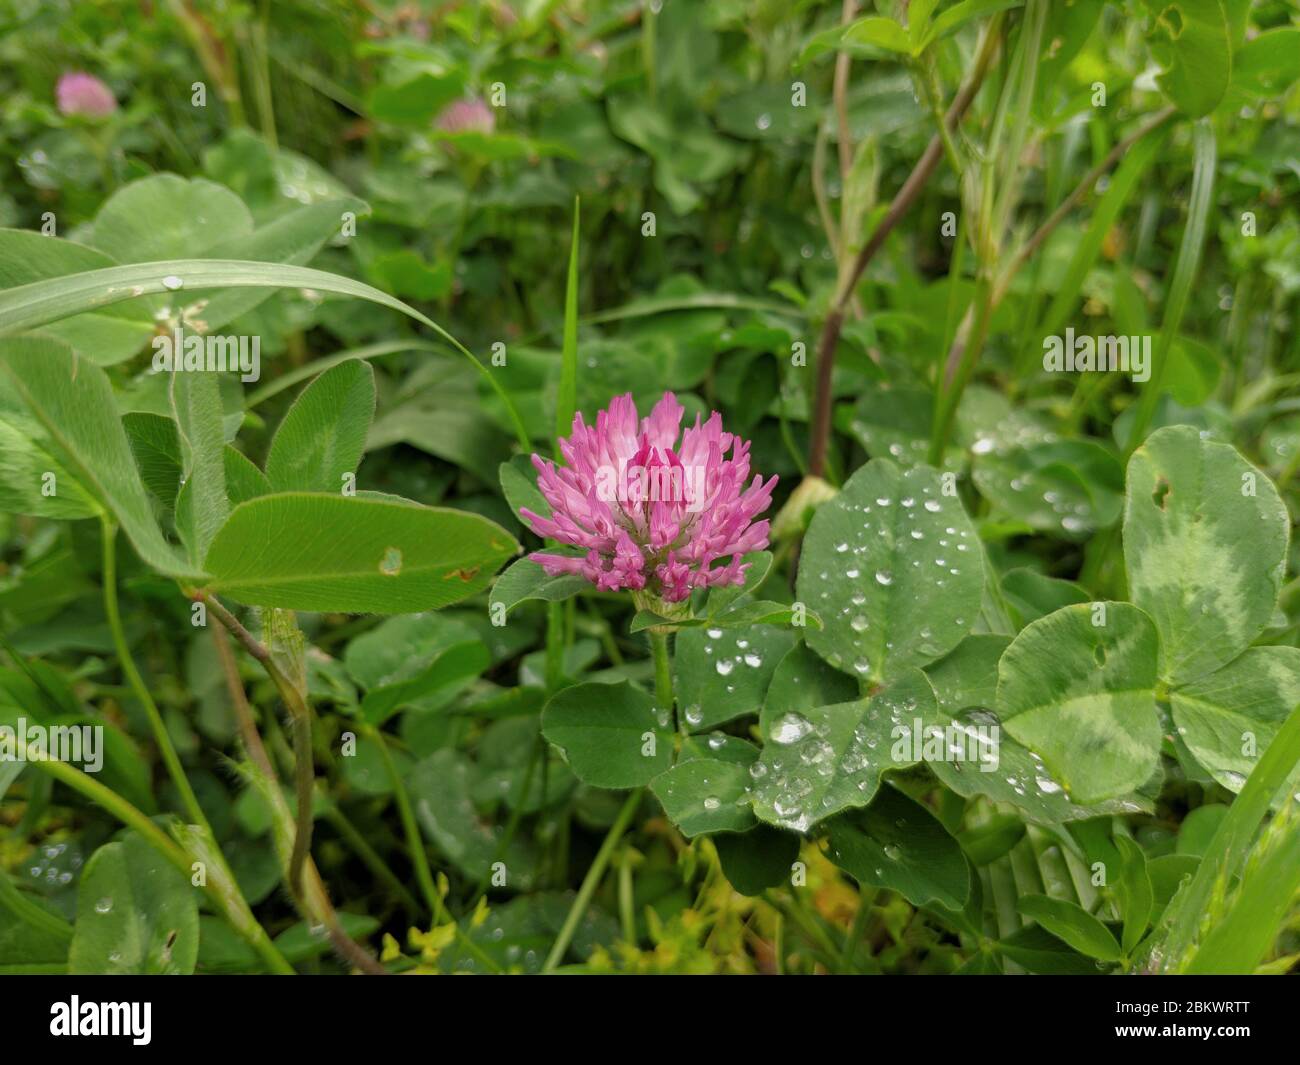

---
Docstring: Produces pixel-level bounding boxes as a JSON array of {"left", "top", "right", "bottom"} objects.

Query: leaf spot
[
  {"left": 1157, "top": 5, "right": 1185, "bottom": 40},
  {"left": 379, "top": 547, "right": 403, "bottom": 576},
  {"left": 1152, "top": 477, "right": 1171, "bottom": 510}
]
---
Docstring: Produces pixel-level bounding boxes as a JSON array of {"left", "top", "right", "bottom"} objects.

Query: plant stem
[
  {"left": 994, "top": 107, "right": 1177, "bottom": 306},
  {"left": 545, "top": 601, "right": 566, "bottom": 691},
  {"left": 209, "top": 623, "right": 276, "bottom": 777},
  {"left": 286, "top": 701, "right": 315, "bottom": 897},
  {"left": 1225, "top": 271, "right": 1255, "bottom": 408},
  {"left": 935, "top": 105, "right": 1170, "bottom": 460},
  {"left": 811, "top": 122, "right": 841, "bottom": 262},
  {"left": 543, "top": 787, "right": 643, "bottom": 972},
  {"left": 588, "top": 606, "right": 625, "bottom": 666},
  {"left": 323, "top": 804, "right": 422, "bottom": 915},
  {"left": 617, "top": 850, "right": 637, "bottom": 945},
  {"left": 202, "top": 593, "right": 314, "bottom": 896},
  {"left": 927, "top": 3, "right": 1043, "bottom": 465},
  {"left": 927, "top": 103, "right": 1174, "bottom": 466},
  {"left": 362, "top": 724, "right": 442, "bottom": 919},
  {"left": 17, "top": 734, "right": 188, "bottom": 869},
  {"left": 918, "top": 58, "right": 965, "bottom": 177},
  {"left": 360, "top": 723, "right": 503, "bottom": 973},
  {"left": 833, "top": 0, "right": 858, "bottom": 180},
  {"left": 168, "top": 0, "right": 245, "bottom": 126},
  {"left": 12, "top": 732, "right": 294, "bottom": 974},
  {"left": 1278, "top": 447, "right": 1300, "bottom": 490},
  {"left": 249, "top": 0, "right": 278, "bottom": 148},
  {"left": 101, "top": 519, "right": 207, "bottom": 829},
  {"left": 649, "top": 629, "right": 675, "bottom": 732},
  {"left": 209, "top": 624, "right": 384, "bottom": 974},
  {"left": 807, "top": 15, "right": 1003, "bottom": 477},
  {"left": 991, "top": 0, "right": 1048, "bottom": 238},
  {"left": 0, "top": 866, "right": 72, "bottom": 941},
  {"left": 0, "top": 629, "right": 69, "bottom": 711}
]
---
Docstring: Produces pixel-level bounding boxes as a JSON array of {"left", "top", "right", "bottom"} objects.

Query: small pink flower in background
[
  {"left": 435, "top": 97, "right": 495, "bottom": 135},
  {"left": 56, "top": 72, "right": 117, "bottom": 117},
  {"left": 521, "top": 392, "right": 777, "bottom": 604}
]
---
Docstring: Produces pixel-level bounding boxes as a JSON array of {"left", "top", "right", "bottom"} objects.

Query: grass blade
[
  {"left": 555, "top": 197, "right": 580, "bottom": 445},
  {"left": 1124, "top": 120, "right": 1217, "bottom": 453},
  {"left": 1184, "top": 804, "right": 1300, "bottom": 974},
  {"left": 1029, "top": 127, "right": 1167, "bottom": 366},
  {"left": 1158, "top": 698, "right": 1300, "bottom": 970},
  {"left": 0, "top": 258, "right": 531, "bottom": 450}
]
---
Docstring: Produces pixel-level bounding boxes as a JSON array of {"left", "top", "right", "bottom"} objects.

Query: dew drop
[{"left": 771, "top": 712, "right": 813, "bottom": 745}]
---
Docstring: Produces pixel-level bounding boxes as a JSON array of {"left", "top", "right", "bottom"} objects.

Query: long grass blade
[
  {"left": 556, "top": 197, "right": 580, "bottom": 444},
  {"left": 1124, "top": 120, "right": 1217, "bottom": 454},
  {"left": 0, "top": 259, "right": 532, "bottom": 449},
  {"left": 1158, "top": 698, "right": 1300, "bottom": 970}
]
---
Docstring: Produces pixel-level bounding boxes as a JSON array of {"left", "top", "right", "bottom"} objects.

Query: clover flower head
[
  {"left": 435, "top": 97, "right": 495, "bottom": 135},
  {"left": 56, "top": 72, "right": 117, "bottom": 117},
  {"left": 520, "top": 392, "right": 777, "bottom": 604}
]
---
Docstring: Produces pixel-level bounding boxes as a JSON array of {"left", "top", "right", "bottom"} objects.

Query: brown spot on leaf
[{"left": 1152, "top": 477, "right": 1171, "bottom": 510}]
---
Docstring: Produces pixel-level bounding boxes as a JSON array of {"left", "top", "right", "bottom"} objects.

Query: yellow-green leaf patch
[
  {"left": 998, "top": 603, "right": 1161, "bottom": 804},
  {"left": 1124, "top": 425, "right": 1288, "bottom": 684}
]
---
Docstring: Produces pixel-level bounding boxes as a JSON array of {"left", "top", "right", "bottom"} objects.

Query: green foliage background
[{"left": 0, "top": 0, "right": 1298, "bottom": 975}]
